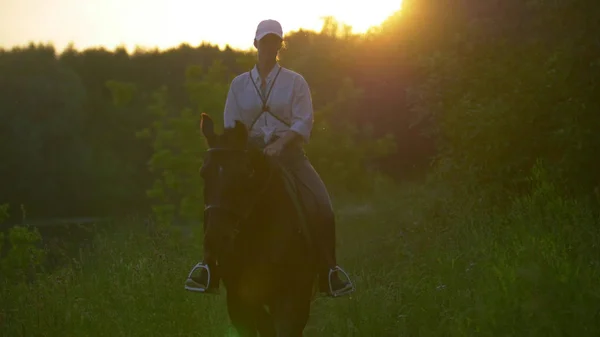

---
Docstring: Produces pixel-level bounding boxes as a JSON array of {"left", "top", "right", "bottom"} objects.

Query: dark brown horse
[{"left": 198, "top": 113, "right": 318, "bottom": 336}]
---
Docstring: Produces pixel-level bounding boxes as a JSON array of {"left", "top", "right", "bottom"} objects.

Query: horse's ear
[{"left": 200, "top": 113, "right": 215, "bottom": 142}]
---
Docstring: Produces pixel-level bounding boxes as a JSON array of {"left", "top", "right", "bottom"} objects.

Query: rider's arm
[
  {"left": 223, "top": 79, "right": 241, "bottom": 129},
  {"left": 284, "top": 75, "right": 314, "bottom": 145}
]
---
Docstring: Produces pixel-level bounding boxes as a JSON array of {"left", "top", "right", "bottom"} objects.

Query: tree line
[{"left": 1, "top": 0, "right": 598, "bottom": 222}]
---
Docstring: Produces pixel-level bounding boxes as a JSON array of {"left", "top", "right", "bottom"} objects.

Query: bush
[{"left": 0, "top": 205, "right": 46, "bottom": 284}]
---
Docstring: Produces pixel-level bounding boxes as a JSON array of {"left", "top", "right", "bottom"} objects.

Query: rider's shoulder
[
  {"left": 279, "top": 67, "right": 310, "bottom": 91},
  {"left": 279, "top": 66, "right": 307, "bottom": 82},
  {"left": 229, "top": 72, "right": 247, "bottom": 86},
  {"left": 226, "top": 73, "right": 249, "bottom": 95}
]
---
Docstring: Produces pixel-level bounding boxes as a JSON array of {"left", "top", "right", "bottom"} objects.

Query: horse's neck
[{"left": 250, "top": 171, "right": 293, "bottom": 225}]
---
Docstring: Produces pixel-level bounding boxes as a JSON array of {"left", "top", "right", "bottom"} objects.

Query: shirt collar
[{"left": 250, "top": 63, "right": 281, "bottom": 82}]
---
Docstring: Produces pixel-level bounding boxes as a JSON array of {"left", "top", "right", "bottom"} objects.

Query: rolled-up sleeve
[
  {"left": 223, "top": 79, "right": 240, "bottom": 129},
  {"left": 289, "top": 76, "right": 314, "bottom": 143}
]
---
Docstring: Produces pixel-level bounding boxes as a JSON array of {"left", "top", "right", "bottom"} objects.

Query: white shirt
[{"left": 223, "top": 63, "right": 314, "bottom": 144}]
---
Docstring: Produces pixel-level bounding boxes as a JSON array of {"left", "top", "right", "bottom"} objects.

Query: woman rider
[{"left": 189, "top": 19, "right": 354, "bottom": 298}]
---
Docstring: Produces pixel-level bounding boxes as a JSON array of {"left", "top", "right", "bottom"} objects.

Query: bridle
[{"left": 202, "top": 146, "right": 275, "bottom": 238}]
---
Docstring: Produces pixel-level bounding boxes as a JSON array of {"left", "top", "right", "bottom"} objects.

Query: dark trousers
[
  {"left": 251, "top": 137, "right": 338, "bottom": 269},
  {"left": 278, "top": 150, "right": 337, "bottom": 269}
]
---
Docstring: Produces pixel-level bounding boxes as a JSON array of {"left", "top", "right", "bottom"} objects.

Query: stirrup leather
[{"left": 328, "top": 266, "right": 355, "bottom": 297}]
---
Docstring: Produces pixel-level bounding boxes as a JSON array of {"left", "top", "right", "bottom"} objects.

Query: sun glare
[
  {"left": 325, "top": 0, "right": 403, "bottom": 34},
  {"left": 143, "top": 0, "right": 404, "bottom": 51},
  {"left": 0, "top": 0, "right": 403, "bottom": 52}
]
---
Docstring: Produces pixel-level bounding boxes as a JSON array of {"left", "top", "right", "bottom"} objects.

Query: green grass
[{"left": 2, "top": 178, "right": 599, "bottom": 336}]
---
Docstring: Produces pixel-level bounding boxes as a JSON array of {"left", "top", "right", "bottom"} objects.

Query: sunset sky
[{"left": 0, "top": 0, "right": 402, "bottom": 52}]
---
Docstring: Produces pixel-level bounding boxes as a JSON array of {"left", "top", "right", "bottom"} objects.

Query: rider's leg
[
  {"left": 198, "top": 247, "right": 220, "bottom": 289},
  {"left": 287, "top": 155, "right": 355, "bottom": 297}
]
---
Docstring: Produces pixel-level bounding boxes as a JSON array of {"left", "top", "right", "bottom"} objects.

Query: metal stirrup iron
[
  {"left": 184, "top": 262, "right": 212, "bottom": 293},
  {"left": 328, "top": 266, "right": 355, "bottom": 297}
]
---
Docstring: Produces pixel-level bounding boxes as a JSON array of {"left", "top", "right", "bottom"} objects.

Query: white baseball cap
[{"left": 255, "top": 19, "right": 283, "bottom": 41}]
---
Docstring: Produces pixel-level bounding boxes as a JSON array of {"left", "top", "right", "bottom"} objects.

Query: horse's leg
[
  {"left": 270, "top": 273, "right": 314, "bottom": 337},
  {"left": 271, "top": 295, "right": 312, "bottom": 336},
  {"left": 225, "top": 281, "right": 276, "bottom": 337},
  {"left": 226, "top": 289, "right": 258, "bottom": 337},
  {"left": 256, "top": 305, "right": 276, "bottom": 337}
]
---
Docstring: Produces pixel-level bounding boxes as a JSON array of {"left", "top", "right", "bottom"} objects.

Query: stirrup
[
  {"left": 328, "top": 266, "right": 355, "bottom": 297},
  {"left": 184, "top": 262, "right": 217, "bottom": 293}
]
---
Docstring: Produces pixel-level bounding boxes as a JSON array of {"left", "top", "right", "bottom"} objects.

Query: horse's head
[{"left": 199, "top": 113, "right": 270, "bottom": 254}]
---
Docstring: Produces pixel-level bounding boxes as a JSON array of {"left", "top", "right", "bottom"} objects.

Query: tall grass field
[{"left": 1, "top": 175, "right": 599, "bottom": 336}]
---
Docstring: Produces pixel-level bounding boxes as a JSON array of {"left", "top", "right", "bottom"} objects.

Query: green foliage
[
  {"left": 0, "top": 220, "right": 226, "bottom": 337},
  {"left": 306, "top": 77, "right": 396, "bottom": 194},
  {"left": 105, "top": 80, "right": 137, "bottom": 107},
  {"left": 0, "top": 204, "right": 8, "bottom": 224},
  {"left": 0, "top": 226, "right": 46, "bottom": 283},
  {"left": 0, "top": 205, "right": 7, "bottom": 266},
  {"left": 136, "top": 59, "right": 233, "bottom": 225},
  {"left": 401, "top": 0, "right": 600, "bottom": 196},
  {"left": 0, "top": 205, "right": 46, "bottom": 285},
  {"left": 316, "top": 164, "right": 599, "bottom": 336},
  {"left": 0, "top": 45, "right": 91, "bottom": 216}
]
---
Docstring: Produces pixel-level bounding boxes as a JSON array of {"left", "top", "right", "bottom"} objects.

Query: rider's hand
[{"left": 264, "top": 139, "right": 285, "bottom": 157}]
